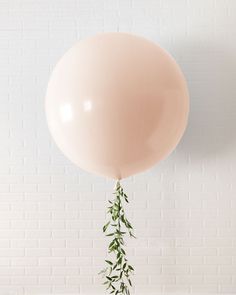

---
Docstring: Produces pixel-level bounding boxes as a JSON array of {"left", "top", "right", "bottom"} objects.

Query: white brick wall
[{"left": 0, "top": 0, "right": 236, "bottom": 294}]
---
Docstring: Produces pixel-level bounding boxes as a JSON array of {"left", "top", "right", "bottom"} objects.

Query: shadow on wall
[
  {"left": 177, "top": 40, "right": 236, "bottom": 160},
  {"left": 143, "top": 39, "right": 236, "bottom": 293}
]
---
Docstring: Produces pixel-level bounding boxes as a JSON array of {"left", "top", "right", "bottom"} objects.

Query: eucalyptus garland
[{"left": 99, "top": 180, "right": 135, "bottom": 295}]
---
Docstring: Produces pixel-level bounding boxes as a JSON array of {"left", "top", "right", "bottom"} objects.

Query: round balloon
[{"left": 45, "top": 33, "right": 189, "bottom": 179}]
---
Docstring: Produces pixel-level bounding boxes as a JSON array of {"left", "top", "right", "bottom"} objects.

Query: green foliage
[{"left": 99, "top": 181, "right": 135, "bottom": 295}]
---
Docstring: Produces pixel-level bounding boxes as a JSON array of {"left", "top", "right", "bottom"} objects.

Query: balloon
[{"left": 45, "top": 33, "right": 189, "bottom": 179}]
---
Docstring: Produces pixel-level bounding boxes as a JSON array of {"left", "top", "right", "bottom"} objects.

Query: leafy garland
[{"left": 99, "top": 180, "right": 135, "bottom": 295}]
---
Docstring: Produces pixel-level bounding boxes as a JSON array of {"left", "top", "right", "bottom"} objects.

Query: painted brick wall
[{"left": 0, "top": 0, "right": 236, "bottom": 294}]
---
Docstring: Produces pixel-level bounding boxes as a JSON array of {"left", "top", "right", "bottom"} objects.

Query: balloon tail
[{"left": 100, "top": 180, "right": 135, "bottom": 294}]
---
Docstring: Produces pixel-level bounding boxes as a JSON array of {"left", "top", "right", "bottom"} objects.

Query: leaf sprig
[{"left": 99, "top": 180, "right": 135, "bottom": 295}]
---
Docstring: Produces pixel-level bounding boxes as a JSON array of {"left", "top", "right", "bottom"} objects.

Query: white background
[{"left": 0, "top": 0, "right": 236, "bottom": 294}]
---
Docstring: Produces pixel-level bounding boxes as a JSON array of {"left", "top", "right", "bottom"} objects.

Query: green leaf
[
  {"left": 112, "top": 263, "right": 117, "bottom": 270},
  {"left": 130, "top": 232, "right": 136, "bottom": 238},
  {"left": 121, "top": 215, "right": 126, "bottom": 223},
  {"left": 103, "top": 221, "right": 110, "bottom": 232},
  {"left": 117, "top": 256, "right": 122, "bottom": 265},
  {"left": 105, "top": 260, "right": 113, "bottom": 266},
  {"left": 98, "top": 268, "right": 107, "bottom": 275},
  {"left": 116, "top": 252, "right": 121, "bottom": 259},
  {"left": 106, "top": 283, "right": 111, "bottom": 290},
  {"left": 108, "top": 240, "right": 116, "bottom": 249},
  {"left": 128, "top": 265, "right": 134, "bottom": 271},
  {"left": 120, "top": 248, "right": 126, "bottom": 255},
  {"left": 103, "top": 281, "right": 109, "bottom": 285}
]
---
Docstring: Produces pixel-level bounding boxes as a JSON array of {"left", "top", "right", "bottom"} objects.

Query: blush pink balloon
[{"left": 45, "top": 33, "right": 189, "bottom": 179}]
